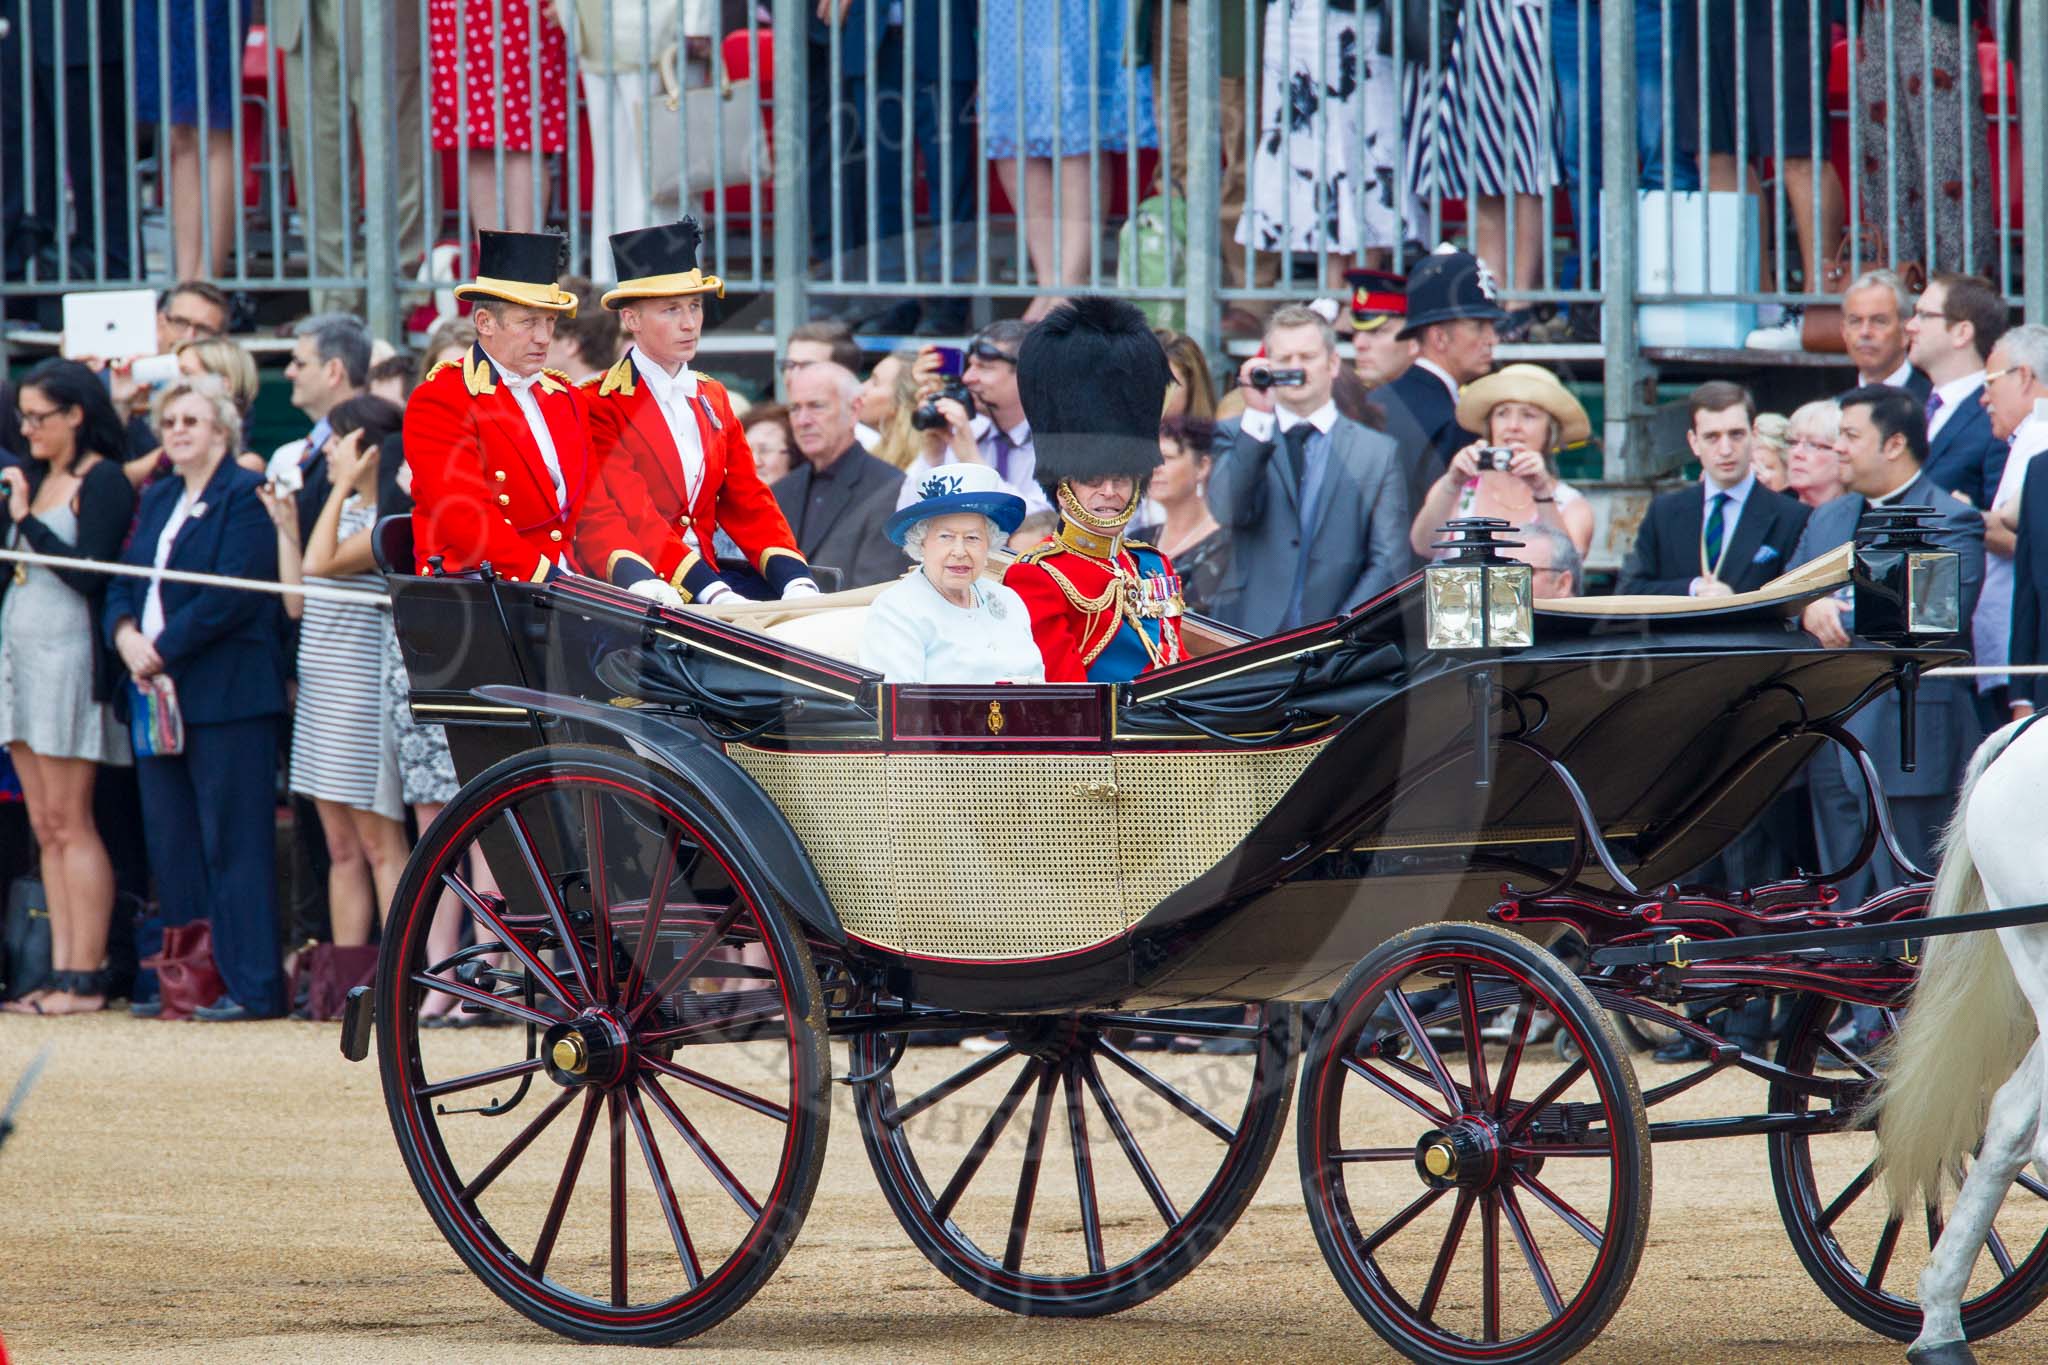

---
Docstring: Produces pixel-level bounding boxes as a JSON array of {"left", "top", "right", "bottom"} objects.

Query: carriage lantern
[
  {"left": 1425, "top": 518, "right": 1534, "bottom": 653},
  {"left": 1851, "top": 504, "right": 1962, "bottom": 642}
]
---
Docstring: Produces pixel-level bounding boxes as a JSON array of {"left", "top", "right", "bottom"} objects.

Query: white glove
[
  {"left": 699, "top": 580, "right": 746, "bottom": 605},
  {"left": 781, "top": 577, "right": 822, "bottom": 599},
  {"left": 626, "top": 578, "right": 685, "bottom": 608}
]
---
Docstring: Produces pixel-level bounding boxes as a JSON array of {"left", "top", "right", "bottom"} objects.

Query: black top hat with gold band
[
  {"left": 453, "top": 231, "right": 578, "bottom": 315},
  {"left": 1344, "top": 267, "right": 1407, "bottom": 332},
  {"left": 602, "top": 217, "right": 726, "bottom": 308}
]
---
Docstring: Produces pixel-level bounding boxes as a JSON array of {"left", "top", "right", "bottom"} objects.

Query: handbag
[
  {"left": 1116, "top": 194, "right": 1188, "bottom": 332},
  {"left": 2, "top": 875, "right": 52, "bottom": 1001},
  {"left": 128, "top": 675, "right": 185, "bottom": 759},
  {"left": 636, "top": 45, "right": 771, "bottom": 196},
  {"left": 558, "top": 0, "right": 680, "bottom": 74},
  {"left": 1800, "top": 226, "right": 1927, "bottom": 354},
  {"left": 290, "top": 943, "right": 380, "bottom": 1022},
  {"left": 140, "top": 921, "right": 227, "bottom": 1021}
]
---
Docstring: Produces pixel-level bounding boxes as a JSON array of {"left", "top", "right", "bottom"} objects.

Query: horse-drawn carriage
[{"left": 345, "top": 511, "right": 2048, "bottom": 1363}]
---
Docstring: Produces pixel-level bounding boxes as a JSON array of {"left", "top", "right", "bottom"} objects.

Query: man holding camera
[
  {"left": 899, "top": 321, "right": 1049, "bottom": 514},
  {"left": 1206, "top": 304, "right": 1410, "bottom": 636},
  {"left": 577, "top": 220, "right": 818, "bottom": 606},
  {"left": 1619, "top": 381, "right": 1809, "bottom": 597}
]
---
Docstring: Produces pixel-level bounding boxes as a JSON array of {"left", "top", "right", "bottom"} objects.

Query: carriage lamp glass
[
  {"left": 1852, "top": 505, "right": 1962, "bottom": 642},
  {"left": 1426, "top": 519, "right": 1534, "bottom": 651}
]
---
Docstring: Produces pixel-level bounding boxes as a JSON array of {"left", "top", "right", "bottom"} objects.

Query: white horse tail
[{"left": 1869, "top": 718, "right": 2038, "bottom": 1213}]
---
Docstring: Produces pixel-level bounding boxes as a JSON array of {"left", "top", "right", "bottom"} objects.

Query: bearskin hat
[{"left": 1016, "top": 296, "right": 1172, "bottom": 492}]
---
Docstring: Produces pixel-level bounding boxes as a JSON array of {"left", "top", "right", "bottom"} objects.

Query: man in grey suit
[
  {"left": 772, "top": 363, "right": 908, "bottom": 590},
  {"left": 1791, "top": 383, "right": 1984, "bottom": 914},
  {"left": 1207, "top": 305, "right": 1411, "bottom": 636}
]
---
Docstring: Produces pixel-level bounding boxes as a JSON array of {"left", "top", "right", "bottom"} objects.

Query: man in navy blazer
[
  {"left": 1840, "top": 271, "right": 1935, "bottom": 406},
  {"left": 1369, "top": 248, "right": 1504, "bottom": 531},
  {"left": 1909, "top": 273, "right": 2010, "bottom": 511},
  {"left": 1790, "top": 384, "right": 1985, "bottom": 909},
  {"left": 1619, "top": 382, "right": 1810, "bottom": 597},
  {"left": 106, "top": 412, "right": 289, "bottom": 1020}
]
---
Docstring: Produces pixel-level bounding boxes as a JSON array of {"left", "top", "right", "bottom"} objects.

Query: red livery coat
[
  {"left": 1003, "top": 538, "right": 1186, "bottom": 684},
  {"left": 579, "top": 353, "right": 809, "bottom": 598},
  {"left": 404, "top": 345, "right": 637, "bottom": 580}
]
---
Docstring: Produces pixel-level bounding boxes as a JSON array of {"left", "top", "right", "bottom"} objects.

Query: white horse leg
[{"left": 1907, "top": 1040, "right": 2045, "bottom": 1362}]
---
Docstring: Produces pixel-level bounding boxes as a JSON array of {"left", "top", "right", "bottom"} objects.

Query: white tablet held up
[{"left": 61, "top": 288, "right": 160, "bottom": 361}]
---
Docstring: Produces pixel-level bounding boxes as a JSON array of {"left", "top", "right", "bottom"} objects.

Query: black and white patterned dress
[
  {"left": 1402, "top": 0, "right": 1562, "bottom": 200},
  {"left": 1237, "top": 0, "right": 1416, "bottom": 255}
]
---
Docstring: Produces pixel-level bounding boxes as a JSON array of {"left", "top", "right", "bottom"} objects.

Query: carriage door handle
[{"left": 1074, "top": 780, "right": 1121, "bottom": 802}]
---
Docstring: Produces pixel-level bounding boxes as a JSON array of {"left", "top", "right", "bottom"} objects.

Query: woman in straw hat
[{"left": 1407, "top": 362, "right": 1594, "bottom": 560}]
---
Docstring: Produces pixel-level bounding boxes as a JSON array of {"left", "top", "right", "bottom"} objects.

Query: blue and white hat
[{"left": 884, "top": 462, "right": 1028, "bottom": 548}]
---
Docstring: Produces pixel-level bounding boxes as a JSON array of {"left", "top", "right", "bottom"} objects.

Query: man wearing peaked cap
[
  {"left": 577, "top": 218, "right": 818, "bottom": 606},
  {"left": 1369, "top": 244, "right": 1507, "bottom": 534},
  {"left": 1344, "top": 266, "right": 1416, "bottom": 391},
  {"left": 406, "top": 230, "right": 642, "bottom": 581},
  {"left": 1002, "top": 297, "right": 1188, "bottom": 682}
]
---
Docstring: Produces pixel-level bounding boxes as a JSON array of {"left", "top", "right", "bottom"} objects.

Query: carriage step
[{"left": 340, "top": 986, "right": 375, "bottom": 1062}]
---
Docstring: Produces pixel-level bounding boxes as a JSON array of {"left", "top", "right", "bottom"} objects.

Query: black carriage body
[{"left": 388, "top": 566, "right": 1953, "bottom": 1016}]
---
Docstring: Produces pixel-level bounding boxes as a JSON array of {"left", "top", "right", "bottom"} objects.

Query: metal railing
[{"left": 3, "top": 0, "right": 2046, "bottom": 470}]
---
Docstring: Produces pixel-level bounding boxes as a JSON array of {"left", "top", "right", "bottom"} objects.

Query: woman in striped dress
[
  {"left": 288, "top": 397, "right": 408, "bottom": 950},
  {"left": 1401, "top": 0, "right": 1562, "bottom": 333}
]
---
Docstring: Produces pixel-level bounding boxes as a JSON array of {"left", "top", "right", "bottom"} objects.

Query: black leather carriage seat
[{"left": 373, "top": 514, "right": 415, "bottom": 576}]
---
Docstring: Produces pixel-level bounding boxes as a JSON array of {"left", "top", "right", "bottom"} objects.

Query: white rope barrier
[{"left": 0, "top": 546, "right": 391, "bottom": 608}]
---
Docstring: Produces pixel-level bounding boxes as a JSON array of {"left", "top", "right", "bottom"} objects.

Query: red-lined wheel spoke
[
  {"left": 460, "top": 1088, "right": 581, "bottom": 1204},
  {"left": 583, "top": 792, "right": 616, "bottom": 1004},
  {"left": 411, "top": 970, "right": 562, "bottom": 1029},
  {"left": 1331, "top": 1147, "right": 1415, "bottom": 1162},
  {"left": 1002, "top": 1067, "right": 1061, "bottom": 1273},
  {"left": 1100, "top": 1043, "right": 1236, "bottom": 1142},
  {"left": 532, "top": 1091, "right": 605, "bottom": 1280},
  {"left": 622, "top": 828, "right": 680, "bottom": 1007},
  {"left": 1384, "top": 987, "right": 1462, "bottom": 1113},
  {"left": 608, "top": 1092, "right": 629, "bottom": 1307},
  {"left": 1515, "top": 1170, "right": 1604, "bottom": 1250},
  {"left": 1818, "top": 1160, "right": 1878, "bottom": 1230},
  {"left": 1417, "top": 1190, "right": 1476, "bottom": 1320},
  {"left": 1501, "top": 1185, "right": 1563, "bottom": 1317},
  {"left": 1065, "top": 1064, "right": 1107, "bottom": 1275},
  {"left": 1082, "top": 1054, "right": 1182, "bottom": 1228},
  {"left": 1456, "top": 969, "right": 1492, "bottom": 1110},
  {"left": 1491, "top": 988, "right": 1536, "bottom": 1120},
  {"left": 628, "top": 900, "right": 748, "bottom": 1028},
  {"left": 439, "top": 874, "right": 578, "bottom": 1011},
  {"left": 883, "top": 1043, "right": 1019, "bottom": 1128},
  {"left": 1362, "top": 1187, "right": 1446, "bottom": 1257},
  {"left": 933, "top": 1060, "right": 1043, "bottom": 1223},
  {"left": 641, "top": 996, "right": 787, "bottom": 1048},
  {"left": 642, "top": 1076, "right": 763, "bottom": 1220},
  {"left": 1481, "top": 1189, "right": 1503, "bottom": 1342},
  {"left": 416, "top": 1056, "right": 546, "bottom": 1101},
  {"left": 1379, "top": 1052, "right": 1483, "bottom": 1114},
  {"left": 624, "top": 1084, "right": 705, "bottom": 1290},
  {"left": 1342, "top": 1055, "right": 1450, "bottom": 1127},
  {"left": 641, "top": 1054, "right": 790, "bottom": 1123},
  {"left": 2017, "top": 1170, "right": 2048, "bottom": 1202},
  {"left": 1867, "top": 1215, "right": 1904, "bottom": 1292},
  {"left": 1990, "top": 1226, "right": 2018, "bottom": 1277},
  {"left": 1505, "top": 1057, "right": 1589, "bottom": 1138},
  {"left": 503, "top": 808, "right": 598, "bottom": 1005}
]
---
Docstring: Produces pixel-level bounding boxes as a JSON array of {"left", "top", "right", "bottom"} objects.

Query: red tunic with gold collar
[
  {"left": 405, "top": 345, "right": 632, "bottom": 580},
  {"left": 1003, "top": 530, "right": 1186, "bottom": 684},
  {"left": 578, "top": 353, "right": 810, "bottom": 600}
]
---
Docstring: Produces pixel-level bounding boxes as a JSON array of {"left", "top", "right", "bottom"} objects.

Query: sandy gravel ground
[{"left": 3, "top": 1013, "right": 2046, "bottom": 1364}]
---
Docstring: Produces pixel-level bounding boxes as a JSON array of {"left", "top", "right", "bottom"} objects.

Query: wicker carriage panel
[
  {"left": 1113, "top": 739, "right": 1333, "bottom": 916},
  {"left": 725, "top": 749, "right": 897, "bottom": 945},
  {"left": 886, "top": 754, "right": 1124, "bottom": 958}
]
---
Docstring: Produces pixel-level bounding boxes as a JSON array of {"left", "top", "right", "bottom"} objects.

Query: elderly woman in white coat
[{"left": 859, "top": 464, "right": 1045, "bottom": 684}]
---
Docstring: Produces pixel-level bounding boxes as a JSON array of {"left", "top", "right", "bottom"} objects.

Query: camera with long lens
[
  {"left": 912, "top": 344, "right": 977, "bottom": 432},
  {"left": 1248, "top": 366, "right": 1308, "bottom": 391}
]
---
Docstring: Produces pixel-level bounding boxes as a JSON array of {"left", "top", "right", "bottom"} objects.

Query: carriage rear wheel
[
  {"left": 1299, "top": 922, "right": 1651, "bottom": 1365},
  {"left": 375, "top": 745, "right": 829, "bottom": 1345},
  {"left": 1767, "top": 990, "right": 2048, "bottom": 1342},
  {"left": 851, "top": 1004, "right": 1296, "bottom": 1316}
]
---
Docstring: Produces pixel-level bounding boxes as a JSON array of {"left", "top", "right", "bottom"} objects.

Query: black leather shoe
[
  {"left": 1652, "top": 1034, "right": 1710, "bottom": 1064},
  {"left": 129, "top": 998, "right": 163, "bottom": 1019},
  {"left": 192, "top": 996, "right": 257, "bottom": 1022}
]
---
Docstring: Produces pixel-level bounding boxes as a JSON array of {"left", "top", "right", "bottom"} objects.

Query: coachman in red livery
[
  {"left": 404, "top": 230, "right": 638, "bottom": 581},
  {"left": 579, "top": 218, "right": 817, "bottom": 606}
]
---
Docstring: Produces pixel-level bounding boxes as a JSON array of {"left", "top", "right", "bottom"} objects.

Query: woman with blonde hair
[
  {"left": 862, "top": 348, "right": 925, "bottom": 472},
  {"left": 1750, "top": 413, "right": 1792, "bottom": 492},
  {"left": 124, "top": 336, "right": 268, "bottom": 486},
  {"left": 1785, "top": 400, "right": 1848, "bottom": 509}
]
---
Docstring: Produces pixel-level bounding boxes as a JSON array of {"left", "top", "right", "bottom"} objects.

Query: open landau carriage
[{"left": 346, "top": 511, "right": 2048, "bottom": 1364}]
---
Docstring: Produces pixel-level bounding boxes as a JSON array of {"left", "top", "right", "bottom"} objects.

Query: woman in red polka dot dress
[{"left": 428, "top": 0, "right": 572, "bottom": 233}]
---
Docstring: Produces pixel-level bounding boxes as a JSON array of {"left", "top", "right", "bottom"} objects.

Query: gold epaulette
[
  {"left": 597, "top": 355, "right": 637, "bottom": 398},
  {"left": 1014, "top": 541, "right": 1060, "bottom": 566},
  {"left": 1122, "top": 536, "right": 1156, "bottom": 552},
  {"left": 543, "top": 367, "right": 573, "bottom": 386},
  {"left": 576, "top": 372, "right": 603, "bottom": 389},
  {"left": 423, "top": 359, "right": 456, "bottom": 385}
]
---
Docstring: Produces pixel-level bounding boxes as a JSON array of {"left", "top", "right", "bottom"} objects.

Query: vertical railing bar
[
  {"left": 266, "top": 0, "right": 287, "bottom": 283},
  {"left": 829, "top": 0, "right": 843, "bottom": 288},
  {"left": 771, "top": 0, "right": 808, "bottom": 357},
  {"left": 1184, "top": 0, "right": 1219, "bottom": 351},
  {"left": 1160, "top": 0, "right": 1174, "bottom": 292},
  {"left": 89, "top": 0, "right": 108, "bottom": 280},
  {"left": 1771, "top": 0, "right": 1786, "bottom": 295},
  {"left": 528, "top": 0, "right": 542, "bottom": 232},
  {"left": 336, "top": 0, "right": 354, "bottom": 290},
  {"left": 194, "top": 0, "right": 214, "bottom": 279},
  {"left": 1920, "top": 0, "right": 1934, "bottom": 274},
  {"left": 455, "top": 0, "right": 470, "bottom": 269},
  {"left": 863, "top": 0, "right": 878, "bottom": 288},
  {"left": 1846, "top": 0, "right": 1861, "bottom": 279},
  {"left": 125, "top": 0, "right": 143, "bottom": 286},
  {"left": 2020, "top": 0, "right": 2048, "bottom": 322},
  {"left": 1538, "top": 0, "right": 1554, "bottom": 297},
  {"left": 418, "top": 0, "right": 436, "bottom": 287},
  {"left": 1808, "top": 0, "right": 1822, "bottom": 299},
  {"left": 901, "top": 0, "right": 916, "bottom": 295},
  {"left": 938, "top": 0, "right": 956, "bottom": 292},
  {"left": 362, "top": 1, "right": 399, "bottom": 341},
  {"left": 1599, "top": 0, "right": 1639, "bottom": 476}
]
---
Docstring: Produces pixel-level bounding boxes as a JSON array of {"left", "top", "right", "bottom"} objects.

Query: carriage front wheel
[
  {"left": 1299, "top": 922, "right": 1651, "bottom": 1365},
  {"left": 374, "top": 744, "right": 830, "bottom": 1345}
]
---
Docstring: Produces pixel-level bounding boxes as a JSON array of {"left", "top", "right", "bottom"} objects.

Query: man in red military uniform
[
  {"left": 405, "top": 230, "right": 640, "bottom": 583},
  {"left": 1004, "top": 297, "right": 1186, "bottom": 683},
  {"left": 579, "top": 218, "right": 818, "bottom": 606}
]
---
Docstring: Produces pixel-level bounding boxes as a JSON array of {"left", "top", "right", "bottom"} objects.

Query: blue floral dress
[{"left": 981, "top": 0, "right": 1158, "bottom": 159}]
